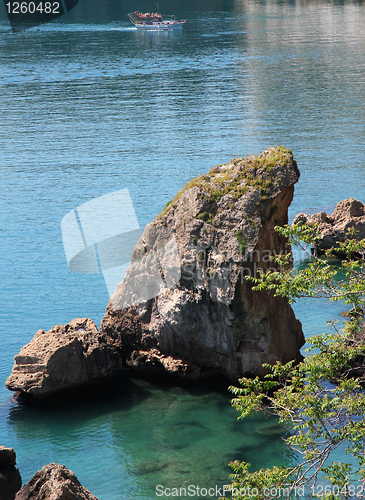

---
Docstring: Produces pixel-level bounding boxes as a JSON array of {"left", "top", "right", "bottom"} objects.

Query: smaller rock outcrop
[
  {"left": 15, "top": 463, "right": 98, "bottom": 500},
  {"left": 294, "top": 198, "right": 365, "bottom": 256},
  {"left": 6, "top": 318, "right": 123, "bottom": 398},
  {"left": 0, "top": 447, "right": 22, "bottom": 500}
]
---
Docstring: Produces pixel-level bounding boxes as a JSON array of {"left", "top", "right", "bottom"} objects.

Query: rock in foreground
[
  {"left": 15, "top": 463, "right": 98, "bottom": 500},
  {"left": 6, "top": 318, "right": 123, "bottom": 397},
  {"left": 0, "top": 447, "right": 21, "bottom": 500},
  {"left": 294, "top": 198, "right": 365, "bottom": 256},
  {"left": 101, "top": 147, "right": 304, "bottom": 381}
]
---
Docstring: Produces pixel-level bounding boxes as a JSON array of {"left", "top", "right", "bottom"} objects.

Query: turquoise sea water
[{"left": 1, "top": 0, "right": 365, "bottom": 498}]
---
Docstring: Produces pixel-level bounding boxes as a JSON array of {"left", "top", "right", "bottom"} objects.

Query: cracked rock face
[
  {"left": 101, "top": 147, "right": 304, "bottom": 381},
  {"left": 5, "top": 318, "right": 123, "bottom": 397},
  {"left": 15, "top": 463, "right": 98, "bottom": 500},
  {"left": 0, "top": 447, "right": 22, "bottom": 500},
  {"left": 294, "top": 197, "right": 365, "bottom": 256}
]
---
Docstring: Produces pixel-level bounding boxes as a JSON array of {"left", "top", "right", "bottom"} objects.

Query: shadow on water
[
  {"left": 6, "top": 369, "right": 297, "bottom": 497},
  {"left": 7, "top": 368, "right": 232, "bottom": 414},
  {"left": 6, "top": 369, "right": 233, "bottom": 445},
  {"left": 7, "top": 371, "right": 152, "bottom": 425}
]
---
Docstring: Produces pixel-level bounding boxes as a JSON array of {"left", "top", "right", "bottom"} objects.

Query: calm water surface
[{"left": 0, "top": 0, "right": 364, "bottom": 498}]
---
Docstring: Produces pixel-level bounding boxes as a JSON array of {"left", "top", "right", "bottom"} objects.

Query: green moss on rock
[{"left": 156, "top": 146, "right": 294, "bottom": 221}]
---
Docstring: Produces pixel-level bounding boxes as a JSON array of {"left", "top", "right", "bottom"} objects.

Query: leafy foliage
[
  {"left": 248, "top": 223, "right": 365, "bottom": 309},
  {"left": 222, "top": 224, "right": 365, "bottom": 500}
]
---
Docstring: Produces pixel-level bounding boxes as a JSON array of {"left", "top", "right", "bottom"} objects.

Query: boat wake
[{"left": 1, "top": 23, "right": 135, "bottom": 34}]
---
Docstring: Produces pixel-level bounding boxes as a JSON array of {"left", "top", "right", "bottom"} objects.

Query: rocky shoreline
[
  {"left": 6, "top": 147, "right": 305, "bottom": 399},
  {"left": 0, "top": 447, "right": 21, "bottom": 500},
  {"left": 294, "top": 197, "right": 365, "bottom": 257},
  {"left": 5, "top": 318, "right": 123, "bottom": 398},
  {"left": 0, "top": 447, "right": 98, "bottom": 500}
]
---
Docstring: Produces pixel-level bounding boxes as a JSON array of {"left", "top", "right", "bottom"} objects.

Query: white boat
[{"left": 128, "top": 11, "right": 186, "bottom": 30}]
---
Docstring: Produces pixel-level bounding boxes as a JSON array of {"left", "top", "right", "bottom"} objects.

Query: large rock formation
[
  {"left": 15, "top": 463, "right": 98, "bottom": 500},
  {"left": 101, "top": 147, "right": 304, "bottom": 381},
  {"left": 5, "top": 318, "right": 123, "bottom": 397},
  {"left": 0, "top": 447, "right": 22, "bottom": 500},
  {"left": 5, "top": 148, "right": 305, "bottom": 396},
  {"left": 294, "top": 198, "right": 365, "bottom": 256}
]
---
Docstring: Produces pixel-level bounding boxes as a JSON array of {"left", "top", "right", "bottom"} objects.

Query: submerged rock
[
  {"left": 6, "top": 318, "right": 123, "bottom": 397},
  {"left": 294, "top": 197, "right": 365, "bottom": 256},
  {"left": 15, "top": 463, "right": 98, "bottom": 500},
  {"left": 0, "top": 447, "right": 22, "bottom": 500},
  {"left": 133, "top": 459, "right": 169, "bottom": 475},
  {"left": 101, "top": 147, "right": 304, "bottom": 381},
  {"left": 254, "top": 422, "right": 291, "bottom": 436}
]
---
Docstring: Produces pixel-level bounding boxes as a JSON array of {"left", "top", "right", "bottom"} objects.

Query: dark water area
[
  {"left": 0, "top": 0, "right": 364, "bottom": 497},
  {"left": 6, "top": 371, "right": 295, "bottom": 498}
]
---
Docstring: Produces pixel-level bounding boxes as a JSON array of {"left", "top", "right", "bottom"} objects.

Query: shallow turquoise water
[
  {"left": 0, "top": 0, "right": 364, "bottom": 498},
  {"left": 5, "top": 375, "right": 297, "bottom": 498}
]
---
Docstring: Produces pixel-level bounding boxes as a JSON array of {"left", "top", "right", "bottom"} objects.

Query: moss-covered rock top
[{"left": 157, "top": 146, "right": 297, "bottom": 221}]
